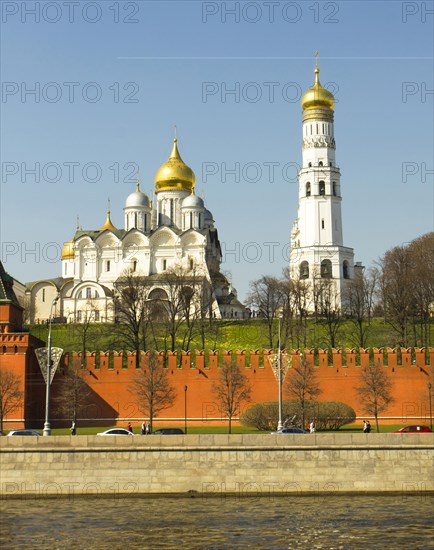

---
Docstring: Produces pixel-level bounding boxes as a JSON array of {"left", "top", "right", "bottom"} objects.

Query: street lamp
[
  {"left": 277, "top": 319, "right": 283, "bottom": 430},
  {"left": 184, "top": 385, "right": 188, "bottom": 435},
  {"left": 43, "top": 296, "right": 59, "bottom": 436},
  {"left": 428, "top": 382, "right": 433, "bottom": 432}
]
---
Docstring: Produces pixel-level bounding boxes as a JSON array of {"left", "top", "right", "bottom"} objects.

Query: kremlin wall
[{"left": 2, "top": 340, "right": 433, "bottom": 430}]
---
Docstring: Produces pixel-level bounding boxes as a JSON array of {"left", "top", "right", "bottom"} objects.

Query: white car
[
  {"left": 7, "top": 429, "right": 41, "bottom": 436},
  {"left": 97, "top": 428, "right": 134, "bottom": 436}
]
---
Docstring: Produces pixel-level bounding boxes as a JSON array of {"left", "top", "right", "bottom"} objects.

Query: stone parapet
[{"left": 1, "top": 434, "right": 433, "bottom": 497}]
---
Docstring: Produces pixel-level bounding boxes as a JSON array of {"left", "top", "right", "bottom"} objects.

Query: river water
[{"left": 1, "top": 494, "right": 433, "bottom": 549}]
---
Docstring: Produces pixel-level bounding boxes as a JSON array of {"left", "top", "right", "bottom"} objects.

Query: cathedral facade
[
  {"left": 289, "top": 62, "right": 361, "bottom": 310},
  {"left": 27, "top": 139, "right": 247, "bottom": 323}
]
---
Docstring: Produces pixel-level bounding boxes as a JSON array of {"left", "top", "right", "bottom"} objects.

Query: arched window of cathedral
[
  {"left": 319, "top": 181, "right": 325, "bottom": 196},
  {"left": 329, "top": 162, "right": 333, "bottom": 167},
  {"left": 77, "top": 311, "right": 82, "bottom": 322},
  {"left": 94, "top": 310, "right": 100, "bottom": 322},
  {"left": 321, "top": 259, "right": 332, "bottom": 278},
  {"left": 132, "top": 260, "right": 137, "bottom": 272},
  {"left": 333, "top": 182, "right": 337, "bottom": 196},
  {"left": 162, "top": 259, "right": 167, "bottom": 271},
  {"left": 134, "top": 213, "right": 137, "bottom": 227},
  {"left": 321, "top": 219, "right": 325, "bottom": 229},
  {"left": 78, "top": 291, "right": 82, "bottom": 299},
  {"left": 343, "top": 260, "right": 350, "bottom": 279},
  {"left": 306, "top": 182, "right": 311, "bottom": 197},
  {"left": 319, "top": 161, "right": 323, "bottom": 167},
  {"left": 148, "top": 288, "right": 168, "bottom": 301},
  {"left": 106, "top": 260, "right": 111, "bottom": 272},
  {"left": 308, "top": 162, "right": 312, "bottom": 167},
  {"left": 42, "top": 289, "right": 45, "bottom": 302},
  {"left": 94, "top": 291, "right": 99, "bottom": 298},
  {"left": 86, "top": 287, "right": 91, "bottom": 299},
  {"left": 189, "top": 212, "right": 193, "bottom": 229},
  {"left": 189, "top": 258, "right": 194, "bottom": 271},
  {"left": 300, "top": 261, "right": 309, "bottom": 279}
]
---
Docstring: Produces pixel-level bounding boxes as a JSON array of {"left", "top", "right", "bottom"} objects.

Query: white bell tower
[{"left": 290, "top": 56, "right": 356, "bottom": 309}]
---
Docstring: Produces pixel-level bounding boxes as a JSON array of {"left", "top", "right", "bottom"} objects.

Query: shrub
[{"left": 240, "top": 400, "right": 355, "bottom": 431}]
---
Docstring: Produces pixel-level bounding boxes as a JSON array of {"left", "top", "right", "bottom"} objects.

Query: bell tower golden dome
[
  {"left": 301, "top": 53, "right": 335, "bottom": 114},
  {"left": 154, "top": 138, "right": 196, "bottom": 193}
]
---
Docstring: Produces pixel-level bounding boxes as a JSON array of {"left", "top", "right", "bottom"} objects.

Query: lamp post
[
  {"left": 184, "top": 385, "right": 188, "bottom": 435},
  {"left": 428, "top": 382, "right": 433, "bottom": 432},
  {"left": 277, "top": 319, "right": 283, "bottom": 430},
  {"left": 43, "top": 296, "right": 59, "bottom": 436}
]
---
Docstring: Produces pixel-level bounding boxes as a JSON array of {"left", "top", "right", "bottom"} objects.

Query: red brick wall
[{"left": 49, "top": 348, "right": 433, "bottom": 428}]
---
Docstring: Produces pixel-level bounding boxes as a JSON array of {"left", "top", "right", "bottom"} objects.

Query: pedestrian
[
  {"left": 140, "top": 421, "right": 146, "bottom": 435},
  {"left": 309, "top": 420, "right": 316, "bottom": 433},
  {"left": 127, "top": 422, "right": 133, "bottom": 433},
  {"left": 363, "top": 420, "right": 367, "bottom": 433},
  {"left": 366, "top": 421, "right": 371, "bottom": 433},
  {"left": 145, "top": 421, "right": 151, "bottom": 435},
  {"left": 70, "top": 420, "right": 76, "bottom": 436}
]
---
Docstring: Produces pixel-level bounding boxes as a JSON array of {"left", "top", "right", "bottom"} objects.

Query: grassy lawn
[
  {"left": 31, "top": 424, "right": 408, "bottom": 436},
  {"left": 27, "top": 318, "right": 433, "bottom": 353}
]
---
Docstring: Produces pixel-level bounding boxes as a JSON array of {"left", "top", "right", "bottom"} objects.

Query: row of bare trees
[
  {"left": 113, "top": 266, "right": 218, "bottom": 364},
  {"left": 247, "top": 232, "right": 433, "bottom": 349},
  {"left": 51, "top": 354, "right": 251, "bottom": 434},
  {"left": 379, "top": 232, "right": 434, "bottom": 347}
]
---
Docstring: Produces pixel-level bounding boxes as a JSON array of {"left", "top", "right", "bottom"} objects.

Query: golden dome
[
  {"left": 155, "top": 138, "right": 195, "bottom": 193},
  {"left": 99, "top": 210, "right": 117, "bottom": 232},
  {"left": 61, "top": 239, "right": 75, "bottom": 260},
  {"left": 301, "top": 67, "right": 335, "bottom": 111}
]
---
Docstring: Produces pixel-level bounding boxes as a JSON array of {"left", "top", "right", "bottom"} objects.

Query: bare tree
[
  {"left": 130, "top": 350, "right": 177, "bottom": 432},
  {"left": 212, "top": 362, "right": 252, "bottom": 434},
  {"left": 356, "top": 363, "right": 394, "bottom": 432},
  {"left": 0, "top": 369, "right": 23, "bottom": 431},
  {"left": 156, "top": 265, "right": 203, "bottom": 353},
  {"left": 114, "top": 270, "right": 152, "bottom": 366},
  {"left": 344, "top": 267, "right": 378, "bottom": 347},
  {"left": 315, "top": 277, "right": 342, "bottom": 348},
  {"left": 407, "top": 233, "right": 434, "bottom": 347},
  {"left": 283, "top": 268, "right": 310, "bottom": 348},
  {"left": 379, "top": 244, "right": 414, "bottom": 346},
  {"left": 286, "top": 353, "right": 321, "bottom": 430},
  {"left": 53, "top": 364, "right": 92, "bottom": 425},
  {"left": 246, "top": 276, "right": 285, "bottom": 348}
]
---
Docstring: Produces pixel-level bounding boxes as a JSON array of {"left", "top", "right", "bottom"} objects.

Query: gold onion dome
[
  {"left": 301, "top": 67, "right": 335, "bottom": 111},
  {"left": 99, "top": 210, "right": 117, "bottom": 232},
  {"left": 61, "top": 239, "right": 75, "bottom": 260},
  {"left": 155, "top": 138, "right": 195, "bottom": 193}
]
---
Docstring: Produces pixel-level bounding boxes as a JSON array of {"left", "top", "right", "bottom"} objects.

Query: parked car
[
  {"left": 152, "top": 428, "right": 184, "bottom": 435},
  {"left": 393, "top": 425, "right": 432, "bottom": 433},
  {"left": 7, "top": 429, "right": 41, "bottom": 436},
  {"left": 97, "top": 428, "right": 134, "bottom": 436},
  {"left": 271, "top": 427, "right": 308, "bottom": 434}
]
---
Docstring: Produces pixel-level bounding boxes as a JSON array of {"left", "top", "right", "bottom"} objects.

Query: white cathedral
[
  {"left": 27, "top": 139, "right": 247, "bottom": 323},
  {"left": 289, "top": 61, "right": 361, "bottom": 309},
  {"left": 26, "top": 59, "right": 359, "bottom": 323}
]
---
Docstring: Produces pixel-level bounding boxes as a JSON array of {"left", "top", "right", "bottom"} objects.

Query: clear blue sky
[{"left": 1, "top": 0, "right": 433, "bottom": 300}]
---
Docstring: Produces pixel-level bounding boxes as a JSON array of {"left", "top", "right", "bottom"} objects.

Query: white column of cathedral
[{"left": 290, "top": 61, "right": 356, "bottom": 309}]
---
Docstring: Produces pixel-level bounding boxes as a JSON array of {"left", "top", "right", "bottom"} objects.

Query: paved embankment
[{"left": 1, "top": 433, "right": 433, "bottom": 497}]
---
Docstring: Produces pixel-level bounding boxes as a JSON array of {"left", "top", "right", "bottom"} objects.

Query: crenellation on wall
[{"left": 332, "top": 348, "right": 342, "bottom": 369}]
